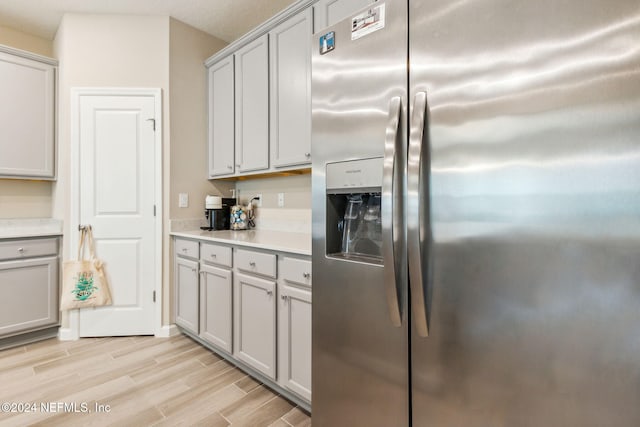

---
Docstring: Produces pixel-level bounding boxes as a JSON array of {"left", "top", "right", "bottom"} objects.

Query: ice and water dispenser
[{"left": 325, "top": 158, "right": 383, "bottom": 264}]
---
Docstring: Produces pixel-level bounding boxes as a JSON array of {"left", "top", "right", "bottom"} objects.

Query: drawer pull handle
[
  {"left": 227, "top": 165, "right": 233, "bottom": 170},
  {"left": 266, "top": 290, "right": 273, "bottom": 296},
  {"left": 191, "top": 268, "right": 197, "bottom": 273},
  {"left": 210, "top": 254, "right": 217, "bottom": 258},
  {"left": 18, "top": 247, "right": 25, "bottom": 253},
  {"left": 182, "top": 248, "right": 188, "bottom": 252},
  {"left": 303, "top": 272, "right": 310, "bottom": 279},
  {"left": 281, "top": 294, "right": 289, "bottom": 301},
  {"left": 249, "top": 261, "right": 256, "bottom": 267}
]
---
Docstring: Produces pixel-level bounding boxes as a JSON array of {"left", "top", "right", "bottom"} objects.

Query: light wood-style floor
[{"left": 0, "top": 334, "right": 311, "bottom": 427}]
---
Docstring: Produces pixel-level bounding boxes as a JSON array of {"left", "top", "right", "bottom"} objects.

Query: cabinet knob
[
  {"left": 266, "top": 290, "right": 273, "bottom": 296},
  {"left": 303, "top": 272, "right": 310, "bottom": 279},
  {"left": 249, "top": 261, "right": 256, "bottom": 267},
  {"left": 236, "top": 164, "right": 241, "bottom": 168},
  {"left": 17, "top": 247, "right": 24, "bottom": 253},
  {"left": 191, "top": 268, "right": 197, "bottom": 273},
  {"left": 210, "top": 253, "right": 217, "bottom": 258},
  {"left": 182, "top": 248, "right": 188, "bottom": 252},
  {"left": 305, "top": 152, "right": 311, "bottom": 158},
  {"left": 227, "top": 165, "right": 233, "bottom": 170},
  {"left": 281, "top": 294, "right": 289, "bottom": 301}
]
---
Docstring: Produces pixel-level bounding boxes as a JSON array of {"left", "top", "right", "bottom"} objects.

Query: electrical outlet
[
  {"left": 178, "top": 193, "right": 189, "bottom": 208},
  {"left": 256, "top": 193, "right": 262, "bottom": 207},
  {"left": 277, "top": 192, "right": 285, "bottom": 208}
]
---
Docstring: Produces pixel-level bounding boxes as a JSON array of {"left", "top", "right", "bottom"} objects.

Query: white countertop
[
  {"left": 170, "top": 229, "right": 311, "bottom": 256},
  {"left": 0, "top": 218, "right": 63, "bottom": 239}
]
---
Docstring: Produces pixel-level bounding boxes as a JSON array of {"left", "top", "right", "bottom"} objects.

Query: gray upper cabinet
[
  {"left": 0, "top": 46, "right": 56, "bottom": 180},
  {"left": 208, "top": 56, "right": 235, "bottom": 178},
  {"left": 270, "top": 8, "right": 313, "bottom": 168},
  {"left": 235, "top": 34, "right": 270, "bottom": 173},
  {"left": 313, "top": 0, "right": 376, "bottom": 31}
]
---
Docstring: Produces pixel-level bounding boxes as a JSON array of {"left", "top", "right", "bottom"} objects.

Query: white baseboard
[
  {"left": 155, "top": 324, "right": 179, "bottom": 338},
  {"left": 58, "top": 327, "right": 79, "bottom": 341}
]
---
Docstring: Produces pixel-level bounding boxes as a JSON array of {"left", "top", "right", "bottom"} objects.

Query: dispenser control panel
[{"left": 326, "top": 158, "right": 383, "bottom": 192}]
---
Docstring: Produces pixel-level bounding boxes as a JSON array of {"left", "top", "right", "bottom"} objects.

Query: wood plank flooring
[{"left": 0, "top": 334, "right": 311, "bottom": 426}]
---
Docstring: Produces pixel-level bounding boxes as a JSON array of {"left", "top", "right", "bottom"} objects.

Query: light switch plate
[
  {"left": 179, "top": 193, "right": 189, "bottom": 208},
  {"left": 277, "top": 192, "right": 285, "bottom": 208}
]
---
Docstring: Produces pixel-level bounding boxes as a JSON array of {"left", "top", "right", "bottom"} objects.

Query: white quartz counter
[
  {"left": 170, "top": 229, "right": 311, "bottom": 256},
  {"left": 0, "top": 218, "right": 63, "bottom": 239}
]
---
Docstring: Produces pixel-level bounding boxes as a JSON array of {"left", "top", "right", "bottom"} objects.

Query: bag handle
[
  {"left": 77, "top": 227, "right": 87, "bottom": 261},
  {"left": 85, "top": 226, "right": 99, "bottom": 263}
]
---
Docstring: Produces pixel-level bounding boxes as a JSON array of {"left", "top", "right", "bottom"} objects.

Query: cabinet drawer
[
  {"left": 201, "top": 242, "right": 232, "bottom": 268},
  {"left": 175, "top": 238, "right": 199, "bottom": 260},
  {"left": 0, "top": 238, "right": 58, "bottom": 261},
  {"left": 281, "top": 257, "right": 312, "bottom": 287},
  {"left": 236, "top": 249, "right": 276, "bottom": 278}
]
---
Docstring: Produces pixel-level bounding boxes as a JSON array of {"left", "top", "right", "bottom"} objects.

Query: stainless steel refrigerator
[{"left": 311, "top": 0, "right": 640, "bottom": 425}]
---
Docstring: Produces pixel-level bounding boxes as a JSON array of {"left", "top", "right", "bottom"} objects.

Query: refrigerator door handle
[
  {"left": 408, "top": 91, "right": 430, "bottom": 337},
  {"left": 382, "top": 96, "right": 403, "bottom": 328}
]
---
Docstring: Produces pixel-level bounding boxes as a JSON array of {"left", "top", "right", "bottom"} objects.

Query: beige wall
[
  {"left": 169, "top": 18, "right": 232, "bottom": 221},
  {"left": 0, "top": 25, "right": 54, "bottom": 219},
  {"left": 235, "top": 174, "right": 311, "bottom": 209}
]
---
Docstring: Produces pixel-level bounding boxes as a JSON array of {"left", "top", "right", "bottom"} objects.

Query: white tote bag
[{"left": 61, "top": 226, "right": 113, "bottom": 310}]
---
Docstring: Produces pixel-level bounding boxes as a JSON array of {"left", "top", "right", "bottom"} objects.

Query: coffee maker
[{"left": 201, "top": 195, "right": 236, "bottom": 231}]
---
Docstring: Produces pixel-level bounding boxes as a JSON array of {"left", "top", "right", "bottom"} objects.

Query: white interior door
[{"left": 77, "top": 93, "right": 157, "bottom": 337}]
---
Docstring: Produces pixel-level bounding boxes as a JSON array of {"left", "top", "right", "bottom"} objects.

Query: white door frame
[{"left": 66, "top": 87, "right": 163, "bottom": 339}]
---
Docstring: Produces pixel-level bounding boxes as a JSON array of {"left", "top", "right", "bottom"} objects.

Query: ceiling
[{"left": 0, "top": 0, "right": 298, "bottom": 43}]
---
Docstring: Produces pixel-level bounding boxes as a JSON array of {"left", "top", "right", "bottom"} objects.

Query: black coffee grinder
[{"left": 201, "top": 196, "right": 236, "bottom": 231}]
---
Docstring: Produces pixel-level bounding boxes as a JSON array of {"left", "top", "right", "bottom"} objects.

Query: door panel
[
  {"left": 175, "top": 256, "right": 199, "bottom": 335},
  {"left": 235, "top": 35, "right": 269, "bottom": 173},
  {"left": 270, "top": 8, "right": 313, "bottom": 168},
  {"left": 410, "top": 0, "right": 640, "bottom": 425},
  {"left": 200, "top": 264, "right": 233, "bottom": 353},
  {"left": 208, "top": 56, "right": 235, "bottom": 177},
  {"left": 234, "top": 272, "right": 276, "bottom": 379},
  {"left": 78, "top": 94, "right": 156, "bottom": 337},
  {"left": 279, "top": 283, "right": 312, "bottom": 401},
  {"left": 311, "top": 1, "right": 409, "bottom": 425}
]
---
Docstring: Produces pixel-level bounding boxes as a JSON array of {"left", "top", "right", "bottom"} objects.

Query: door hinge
[
  {"left": 153, "top": 290, "right": 156, "bottom": 303},
  {"left": 154, "top": 205, "right": 156, "bottom": 216},
  {"left": 146, "top": 118, "right": 156, "bottom": 131}
]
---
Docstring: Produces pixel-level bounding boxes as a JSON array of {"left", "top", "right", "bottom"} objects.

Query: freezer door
[
  {"left": 410, "top": 0, "right": 640, "bottom": 425},
  {"left": 311, "top": 1, "right": 409, "bottom": 426}
]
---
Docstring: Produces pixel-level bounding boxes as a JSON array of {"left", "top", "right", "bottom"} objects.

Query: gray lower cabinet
[
  {"left": 234, "top": 271, "right": 277, "bottom": 379},
  {"left": 199, "top": 263, "right": 233, "bottom": 353},
  {"left": 172, "top": 236, "right": 311, "bottom": 407},
  {"left": 0, "top": 236, "right": 59, "bottom": 339},
  {"left": 278, "top": 283, "right": 312, "bottom": 401},
  {"left": 174, "top": 256, "right": 199, "bottom": 335}
]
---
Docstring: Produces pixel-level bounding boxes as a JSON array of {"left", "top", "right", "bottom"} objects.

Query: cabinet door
[
  {"left": 278, "top": 283, "right": 312, "bottom": 401},
  {"left": 0, "top": 256, "right": 58, "bottom": 337},
  {"left": 0, "top": 50, "right": 55, "bottom": 179},
  {"left": 235, "top": 34, "right": 269, "bottom": 173},
  {"left": 314, "top": 0, "right": 376, "bottom": 31},
  {"left": 200, "top": 263, "right": 233, "bottom": 354},
  {"left": 270, "top": 9, "right": 313, "bottom": 168},
  {"left": 234, "top": 272, "right": 276, "bottom": 379},
  {"left": 208, "top": 56, "right": 236, "bottom": 177},
  {"left": 175, "top": 256, "right": 199, "bottom": 334}
]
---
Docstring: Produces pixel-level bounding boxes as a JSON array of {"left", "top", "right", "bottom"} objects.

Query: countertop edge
[{"left": 170, "top": 230, "right": 312, "bottom": 257}]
